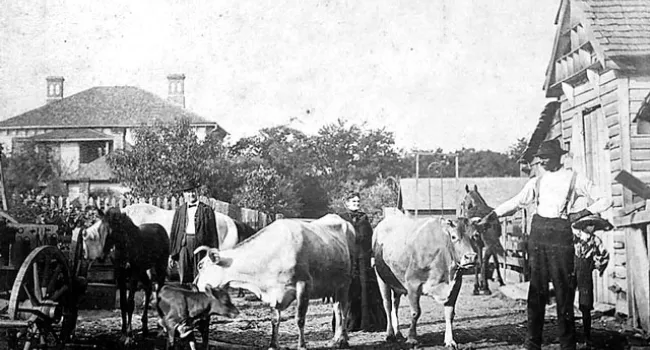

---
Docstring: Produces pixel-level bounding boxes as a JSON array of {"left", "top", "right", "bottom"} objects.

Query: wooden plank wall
[
  {"left": 625, "top": 226, "right": 650, "bottom": 330},
  {"left": 556, "top": 70, "right": 623, "bottom": 309},
  {"left": 629, "top": 76, "right": 650, "bottom": 191}
]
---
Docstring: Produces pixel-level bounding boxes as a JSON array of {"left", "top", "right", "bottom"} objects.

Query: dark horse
[
  {"left": 459, "top": 185, "right": 505, "bottom": 295},
  {"left": 94, "top": 207, "right": 170, "bottom": 346}
]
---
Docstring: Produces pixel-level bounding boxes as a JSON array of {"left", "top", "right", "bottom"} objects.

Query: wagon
[{"left": 0, "top": 220, "right": 89, "bottom": 350}]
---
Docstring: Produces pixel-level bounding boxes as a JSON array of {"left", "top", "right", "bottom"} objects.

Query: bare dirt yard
[{"left": 2, "top": 278, "right": 648, "bottom": 349}]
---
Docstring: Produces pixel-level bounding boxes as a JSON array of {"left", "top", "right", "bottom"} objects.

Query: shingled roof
[
  {"left": 0, "top": 86, "right": 218, "bottom": 129},
  {"left": 584, "top": 0, "right": 650, "bottom": 62},
  {"left": 20, "top": 128, "right": 113, "bottom": 142}
]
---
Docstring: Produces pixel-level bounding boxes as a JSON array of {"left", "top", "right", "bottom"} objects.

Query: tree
[
  {"left": 232, "top": 165, "right": 302, "bottom": 217},
  {"left": 4, "top": 141, "right": 61, "bottom": 196},
  {"left": 107, "top": 119, "right": 237, "bottom": 198},
  {"left": 310, "top": 119, "right": 406, "bottom": 200}
]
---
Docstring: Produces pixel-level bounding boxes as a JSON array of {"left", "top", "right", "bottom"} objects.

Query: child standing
[{"left": 572, "top": 214, "right": 613, "bottom": 349}]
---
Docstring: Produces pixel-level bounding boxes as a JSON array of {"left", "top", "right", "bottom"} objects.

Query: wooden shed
[{"left": 522, "top": 0, "right": 650, "bottom": 330}]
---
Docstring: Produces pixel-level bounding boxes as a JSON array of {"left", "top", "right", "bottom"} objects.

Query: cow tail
[{"left": 373, "top": 243, "right": 408, "bottom": 295}]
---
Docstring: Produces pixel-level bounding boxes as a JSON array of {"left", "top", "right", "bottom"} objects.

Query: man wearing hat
[
  {"left": 169, "top": 181, "right": 218, "bottom": 284},
  {"left": 478, "top": 139, "right": 612, "bottom": 350}
]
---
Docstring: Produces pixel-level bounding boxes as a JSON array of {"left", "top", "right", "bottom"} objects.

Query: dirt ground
[{"left": 2, "top": 278, "right": 648, "bottom": 349}]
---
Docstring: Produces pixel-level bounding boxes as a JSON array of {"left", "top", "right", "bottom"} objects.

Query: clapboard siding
[
  {"left": 610, "top": 147, "right": 621, "bottom": 161},
  {"left": 631, "top": 136, "right": 650, "bottom": 149},
  {"left": 632, "top": 149, "right": 650, "bottom": 160},
  {"left": 632, "top": 161, "right": 650, "bottom": 172}
]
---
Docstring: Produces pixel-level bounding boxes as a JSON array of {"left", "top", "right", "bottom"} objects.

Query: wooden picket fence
[{"left": 30, "top": 195, "right": 273, "bottom": 231}]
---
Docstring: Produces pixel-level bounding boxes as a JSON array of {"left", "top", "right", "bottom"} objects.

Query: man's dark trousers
[
  {"left": 526, "top": 215, "right": 576, "bottom": 350},
  {"left": 178, "top": 234, "right": 197, "bottom": 284}
]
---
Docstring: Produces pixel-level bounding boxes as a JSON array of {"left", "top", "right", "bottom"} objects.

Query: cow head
[
  {"left": 193, "top": 245, "right": 230, "bottom": 291},
  {"left": 204, "top": 283, "right": 240, "bottom": 319},
  {"left": 442, "top": 218, "right": 477, "bottom": 269}
]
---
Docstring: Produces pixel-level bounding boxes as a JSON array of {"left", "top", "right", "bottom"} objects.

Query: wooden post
[{"left": 0, "top": 146, "right": 7, "bottom": 211}]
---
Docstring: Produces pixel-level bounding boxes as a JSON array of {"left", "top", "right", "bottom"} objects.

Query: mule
[
  {"left": 83, "top": 207, "right": 169, "bottom": 346},
  {"left": 459, "top": 184, "right": 505, "bottom": 295}
]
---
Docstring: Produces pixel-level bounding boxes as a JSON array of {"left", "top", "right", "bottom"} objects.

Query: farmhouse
[
  {"left": 0, "top": 74, "right": 225, "bottom": 198},
  {"left": 521, "top": 0, "right": 650, "bottom": 330}
]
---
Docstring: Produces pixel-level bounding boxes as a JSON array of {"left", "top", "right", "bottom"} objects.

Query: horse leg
[
  {"left": 118, "top": 278, "right": 129, "bottom": 342},
  {"left": 473, "top": 247, "right": 483, "bottom": 295},
  {"left": 142, "top": 278, "right": 152, "bottom": 337},
  {"left": 124, "top": 281, "right": 137, "bottom": 347},
  {"left": 481, "top": 248, "right": 492, "bottom": 295},
  {"left": 493, "top": 253, "right": 506, "bottom": 286}
]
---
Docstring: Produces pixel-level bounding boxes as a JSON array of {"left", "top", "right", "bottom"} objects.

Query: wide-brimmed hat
[
  {"left": 572, "top": 214, "right": 614, "bottom": 232},
  {"left": 533, "top": 139, "right": 568, "bottom": 158},
  {"left": 179, "top": 180, "right": 199, "bottom": 192}
]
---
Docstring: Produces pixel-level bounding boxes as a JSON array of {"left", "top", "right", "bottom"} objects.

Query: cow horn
[
  {"left": 469, "top": 217, "right": 481, "bottom": 223},
  {"left": 193, "top": 246, "right": 211, "bottom": 255}
]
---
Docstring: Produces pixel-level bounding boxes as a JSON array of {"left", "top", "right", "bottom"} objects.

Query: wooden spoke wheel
[{"left": 7, "top": 245, "right": 78, "bottom": 349}]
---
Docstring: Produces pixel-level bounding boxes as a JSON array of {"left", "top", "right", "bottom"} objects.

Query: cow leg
[
  {"left": 376, "top": 271, "right": 400, "bottom": 342},
  {"left": 269, "top": 309, "right": 282, "bottom": 350},
  {"left": 405, "top": 286, "right": 422, "bottom": 346},
  {"left": 198, "top": 318, "right": 210, "bottom": 350},
  {"left": 391, "top": 292, "right": 403, "bottom": 341},
  {"left": 331, "top": 285, "right": 350, "bottom": 349},
  {"left": 295, "top": 281, "right": 310, "bottom": 350},
  {"left": 443, "top": 306, "right": 457, "bottom": 349}
]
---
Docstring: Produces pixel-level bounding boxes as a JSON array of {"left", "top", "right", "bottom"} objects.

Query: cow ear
[
  {"left": 208, "top": 249, "right": 220, "bottom": 264},
  {"left": 474, "top": 184, "right": 478, "bottom": 191},
  {"left": 446, "top": 219, "right": 456, "bottom": 228},
  {"left": 465, "top": 184, "right": 470, "bottom": 193}
]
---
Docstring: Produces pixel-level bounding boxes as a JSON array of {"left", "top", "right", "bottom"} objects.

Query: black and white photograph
[{"left": 1, "top": 1, "right": 649, "bottom": 349}]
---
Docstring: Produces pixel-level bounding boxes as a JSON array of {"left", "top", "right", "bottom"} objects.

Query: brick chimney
[
  {"left": 167, "top": 74, "right": 185, "bottom": 108},
  {"left": 46, "top": 76, "right": 64, "bottom": 103}
]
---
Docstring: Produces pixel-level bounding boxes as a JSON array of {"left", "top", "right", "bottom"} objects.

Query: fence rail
[{"left": 21, "top": 195, "right": 273, "bottom": 231}]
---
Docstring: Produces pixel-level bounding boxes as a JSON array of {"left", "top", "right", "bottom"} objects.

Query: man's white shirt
[
  {"left": 185, "top": 202, "right": 197, "bottom": 234},
  {"left": 494, "top": 168, "right": 611, "bottom": 219}
]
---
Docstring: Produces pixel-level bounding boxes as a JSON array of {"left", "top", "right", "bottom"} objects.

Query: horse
[
  {"left": 83, "top": 207, "right": 169, "bottom": 347},
  {"left": 459, "top": 184, "right": 505, "bottom": 295}
]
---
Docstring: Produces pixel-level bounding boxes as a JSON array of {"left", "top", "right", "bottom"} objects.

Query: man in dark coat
[{"left": 169, "top": 181, "right": 218, "bottom": 284}]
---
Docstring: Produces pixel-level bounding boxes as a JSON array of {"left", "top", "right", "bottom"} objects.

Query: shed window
[{"left": 636, "top": 92, "right": 650, "bottom": 135}]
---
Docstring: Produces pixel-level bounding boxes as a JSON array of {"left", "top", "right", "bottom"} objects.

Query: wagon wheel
[{"left": 8, "top": 245, "right": 77, "bottom": 348}]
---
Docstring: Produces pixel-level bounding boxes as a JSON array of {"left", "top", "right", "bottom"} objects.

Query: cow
[
  {"left": 373, "top": 214, "right": 477, "bottom": 349},
  {"left": 193, "top": 214, "right": 356, "bottom": 350},
  {"left": 157, "top": 284, "right": 240, "bottom": 350}
]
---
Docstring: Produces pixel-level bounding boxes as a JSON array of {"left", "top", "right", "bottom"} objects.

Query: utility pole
[
  {"left": 0, "top": 144, "right": 7, "bottom": 211},
  {"left": 412, "top": 150, "right": 438, "bottom": 218}
]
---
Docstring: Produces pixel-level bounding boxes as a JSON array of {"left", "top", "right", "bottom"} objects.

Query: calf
[{"left": 156, "top": 284, "right": 240, "bottom": 350}]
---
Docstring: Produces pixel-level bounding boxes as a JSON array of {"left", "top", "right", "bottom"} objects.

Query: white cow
[{"left": 193, "top": 214, "right": 356, "bottom": 350}]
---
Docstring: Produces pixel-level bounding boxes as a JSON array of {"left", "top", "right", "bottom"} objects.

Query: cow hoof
[
  {"left": 499, "top": 281, "right": 506, "bottom": 287},
  {"left": 482, "top": 289, "right": 492, "bottom": 295},
  {"left": 330, "top": 338, "right": 350, "bottom": 349},
  {"left": 445, "top": 340, "right": 458, "bottom": 349},
  {"left": 406, "top": 337, "right": 419, "bottom": 346}
]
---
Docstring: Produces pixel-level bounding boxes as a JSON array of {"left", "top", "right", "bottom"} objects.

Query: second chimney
[
  {"left": 167, "top": 74, "right": 186, "bottom": 108},
  {"left": 46, "top": 76, "right": 64, "bottom": 103}
]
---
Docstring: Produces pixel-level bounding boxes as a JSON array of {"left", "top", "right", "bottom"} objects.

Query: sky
[{"left": 0, "top": 0, "right": 559, "bottom": 153}]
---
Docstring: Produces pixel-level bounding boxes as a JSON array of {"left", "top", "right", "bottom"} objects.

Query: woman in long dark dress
[{"left": 334, "top": 192, "right": 387, "bottom": 332}]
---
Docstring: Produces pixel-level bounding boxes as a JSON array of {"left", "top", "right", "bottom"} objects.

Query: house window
[{"left": 80, "top": 141, "right": 111, "bottom": 164}]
